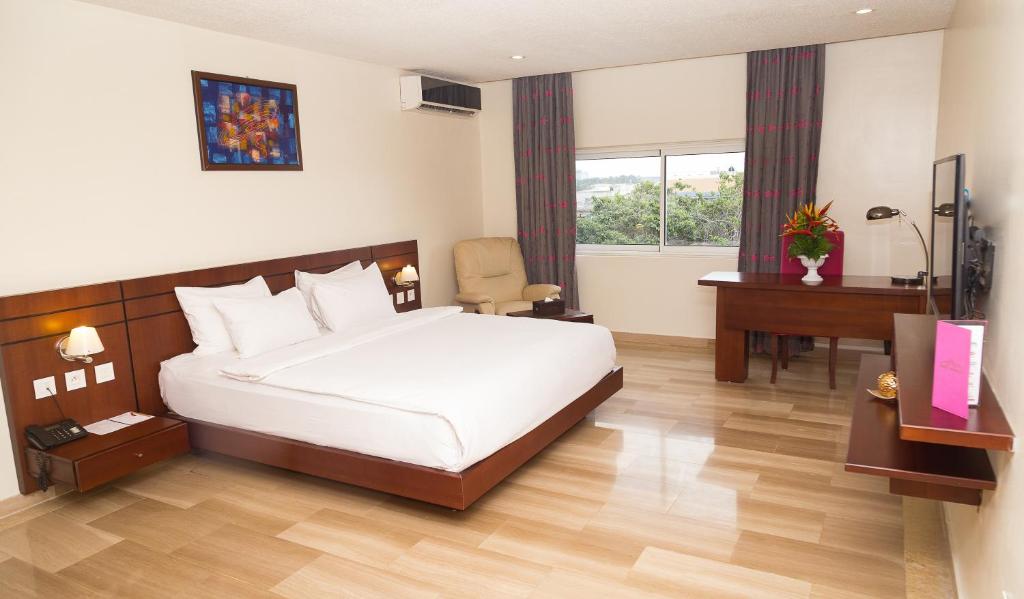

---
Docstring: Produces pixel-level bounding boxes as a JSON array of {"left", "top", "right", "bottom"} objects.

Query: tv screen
[{"left": 929, "top": 154, "right": 966, "bottom": 318}]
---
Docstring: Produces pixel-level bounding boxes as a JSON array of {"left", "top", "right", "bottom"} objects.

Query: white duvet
[{"left": 218, "top": 307, "right": 617, "bottom": 470}]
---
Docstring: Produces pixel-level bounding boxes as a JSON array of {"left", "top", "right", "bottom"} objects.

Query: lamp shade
[
  {"left": 65, "top": 326, "right": 104, "bottom": 357},
  {"left": 866, "top": 206, "right": 899, "bottom": 221},
  {"left": 399, "top": 265, "right": 419, "bottom": 283}
]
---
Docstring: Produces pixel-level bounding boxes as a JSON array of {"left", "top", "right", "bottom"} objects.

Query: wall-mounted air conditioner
[{"left": 400, "top": 75, "right": 481, "bottom": 116}]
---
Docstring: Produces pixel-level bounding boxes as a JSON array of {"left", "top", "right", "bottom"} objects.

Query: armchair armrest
[
  {"left": 522, "top": 284, "right": 561, "bottom": 302},
  {"left": 455, "top": 292, "right": 494, "bottom": 304},
  {"left": 454, "top": 292, "right": 496, "bottom": 315}
]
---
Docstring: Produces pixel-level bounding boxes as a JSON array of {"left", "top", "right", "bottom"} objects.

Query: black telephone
[{"left": 25, "top": 419, "right": 88, "bottom": 450}]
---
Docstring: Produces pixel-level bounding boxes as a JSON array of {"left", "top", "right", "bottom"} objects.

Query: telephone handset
[{"left": 25, "top": 419, "right": 88, "bottom": 450}]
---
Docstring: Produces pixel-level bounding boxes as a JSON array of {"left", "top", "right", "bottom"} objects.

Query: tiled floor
[{"left": 0, "top": 343, "right": 955, "bottom": 597}]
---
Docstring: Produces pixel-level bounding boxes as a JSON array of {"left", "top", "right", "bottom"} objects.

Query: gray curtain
[
  {"left": 513, "top": 73, "right": 579, "bottom": 309},
  {"left": 739, "top": 44, "right": 826, "bottom": 353}
]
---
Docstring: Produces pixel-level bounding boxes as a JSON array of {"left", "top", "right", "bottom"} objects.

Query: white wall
[
  {"left": 479, "top": 80, "right": 517, "bottom": 238},
  {"left": 0, "top": 0, "right": 483, "bottom": 499},
  {"left": 818, "top": 33, "right": 943, "bottom": 279},
  {"left": 932, "top": 1, "right": 1023, "bottom": 597},
  {"left": 478, "top": 32, "right": 944, "bottom": 338}
]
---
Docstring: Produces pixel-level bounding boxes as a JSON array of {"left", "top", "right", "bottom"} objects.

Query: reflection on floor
[{"left": 0, "top": 342, "right": 956, "bottom": 598}]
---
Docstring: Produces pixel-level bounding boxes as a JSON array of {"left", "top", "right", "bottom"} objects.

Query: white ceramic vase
[{"left": 798, "top": 254, "right": 829, "bottom": 284}]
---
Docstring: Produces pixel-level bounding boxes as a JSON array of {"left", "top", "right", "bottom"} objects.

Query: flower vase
[{"left": 798, "top": 255, "right": 828, "bottom": 284}]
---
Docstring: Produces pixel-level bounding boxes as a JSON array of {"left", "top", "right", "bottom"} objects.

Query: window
[
  {"left": 575, "top": 142, "right": 745, "bottom": 252},
  {"left": 575, "top": 156, "right": 661, "bottom": 247}
]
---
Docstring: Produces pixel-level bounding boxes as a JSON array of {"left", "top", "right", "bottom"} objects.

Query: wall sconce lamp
[
  {"left": 56, "top": 326, "right": 105, "bottom": 363},
  {"left": 393, "top": 265, "right": 419, "bottom": 287},
  {"left": 865, "top": 206, "right": 928, "bottom": 285}
]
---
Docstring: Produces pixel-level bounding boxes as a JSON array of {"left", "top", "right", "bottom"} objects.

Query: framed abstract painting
[{"left": 191, "top": 71, "right": 303, "bottom": 171}]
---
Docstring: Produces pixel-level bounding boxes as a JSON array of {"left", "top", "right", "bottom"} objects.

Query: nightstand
[
  {"left": 26, "top": 416, "right": 189, "bottom": 492},
  {"left": 506, "top": 309, "right": 595, "bottom": 324}
]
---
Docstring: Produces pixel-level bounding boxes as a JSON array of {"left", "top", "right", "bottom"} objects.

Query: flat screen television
[{"left": 929, "top": 154, "right": 967, "bottom": 318}]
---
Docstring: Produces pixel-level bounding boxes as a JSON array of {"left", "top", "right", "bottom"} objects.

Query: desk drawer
[{"left": 75, "top": 422, "right": 189, "bottom": 491}]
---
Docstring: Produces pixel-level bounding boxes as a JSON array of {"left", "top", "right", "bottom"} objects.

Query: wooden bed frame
[{"left": 1, "top": 240, "right": 623, "bottom": 508}]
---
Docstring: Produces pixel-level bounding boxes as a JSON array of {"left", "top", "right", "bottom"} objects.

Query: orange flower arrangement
[{"left": 781, "top": 201, "right": 840, "bottom": 260}]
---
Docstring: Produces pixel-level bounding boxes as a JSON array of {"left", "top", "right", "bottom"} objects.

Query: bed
[
  {"left": 120, "top": 240, "right": 623, "bottom": 509},
  {"left": 160, "top": 306, "right": 617, "bottom": 472}
]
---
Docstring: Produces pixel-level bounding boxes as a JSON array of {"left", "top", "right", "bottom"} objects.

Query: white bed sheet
[
  {"left": 160, "top": 351, "right": 465, "bottom": 470},
  {"left": 160, "top": 309, "right": 617, "bottom": 471}
]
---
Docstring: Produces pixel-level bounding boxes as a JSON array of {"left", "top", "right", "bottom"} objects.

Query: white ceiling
[{"left": 77, "top": 0, "right": 954, "bottom": 82}]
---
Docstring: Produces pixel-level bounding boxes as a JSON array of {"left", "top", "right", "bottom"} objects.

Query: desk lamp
[{"left": 865, "top": 206, "right": 927, "bottom": 286}]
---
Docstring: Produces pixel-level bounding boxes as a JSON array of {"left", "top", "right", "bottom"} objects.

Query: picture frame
[{"left": 190, "top": 71, "right": 303, "bottom": 171}]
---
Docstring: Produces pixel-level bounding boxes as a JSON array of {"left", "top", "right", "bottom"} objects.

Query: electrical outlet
[
  {"left": 65, "top": 369, "right": 87, "bottom": 391},
  {"left": 408, "top": 288, "right": 416, "bottom": 301},
  {"left": 33, "top": 376, "right": 57, "bottom": 400},
  {"left": 396, "top": 291, "right": 406, "bottom": 305},
  {"left": 95, "top": 362, "right": 115, "bottom": 384}
]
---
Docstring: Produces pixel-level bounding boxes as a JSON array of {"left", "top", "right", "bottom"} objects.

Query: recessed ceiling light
[
  {"left": 855, "top": 8, "right": 873, "bottom": 14},
  {"left": 510, "top": 55, "right": 525, "bottom": 60}
]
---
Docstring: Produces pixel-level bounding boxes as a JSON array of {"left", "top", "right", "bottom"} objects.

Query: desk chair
[{"left": 774, "top": 231, "right": 845, "bottom": 389}]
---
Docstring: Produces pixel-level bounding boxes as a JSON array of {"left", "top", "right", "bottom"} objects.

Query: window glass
[
  {"left": 665, "top": 152, "right": 745, "bottom": 246},
  {"left": 575, "top": 156, "right": 661, "bottom": 246}
]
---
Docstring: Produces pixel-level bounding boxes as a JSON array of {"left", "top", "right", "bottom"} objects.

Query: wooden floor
[{"left": 0, "top": 343, "right": 955, "bottom": 598}]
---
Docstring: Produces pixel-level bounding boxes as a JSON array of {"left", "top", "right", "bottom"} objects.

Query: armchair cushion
[{"left": 522, "top": 284, "right": 561, "bottom": 302}]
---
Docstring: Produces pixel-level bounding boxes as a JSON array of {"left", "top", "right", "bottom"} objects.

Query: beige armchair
[{"left": 453, "top": 237, "right": 561, "bottom": 315}]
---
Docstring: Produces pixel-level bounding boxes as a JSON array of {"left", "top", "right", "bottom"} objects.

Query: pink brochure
[{"left": 932, "top": 321, "right": 970, "bottom": 419}]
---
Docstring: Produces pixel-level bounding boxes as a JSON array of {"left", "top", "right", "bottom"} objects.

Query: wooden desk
[{"left": 698, "top": 272, "right": 925, "bottom": 382}]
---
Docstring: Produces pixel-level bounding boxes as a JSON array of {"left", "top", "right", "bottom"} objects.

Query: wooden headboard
[
  {"left": 0, "top": 240, "right": 420, "bottom": 493},
  {"left": 0, "top": 283, "right": 138, "bottom": 493}
]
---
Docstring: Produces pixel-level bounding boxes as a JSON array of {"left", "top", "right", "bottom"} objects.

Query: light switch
[
  {"left": 396, "top": 291, "right": 406, "bottom": 305},
  {"left": 33, "top": 376, "right": 57, "bottom": 400},
  {"left": 95, "top": 362, "right": 115, "bottom": 384},
  {"left": 65, "top": 369, "right": 87, "bottom": 391},
  {"left": 408, "top": 288, "right": 416, "bottom": 301}
]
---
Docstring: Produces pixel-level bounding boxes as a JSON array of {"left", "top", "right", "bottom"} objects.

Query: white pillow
[
  {"left": 312, "top": 262, "right": 396, "bottom": 333},
  {"left": 295, "top": 260, "right": 364, "bottom": 323},
  {"left": 175, "top": 276, "right": 271, "bottom": 355},
  {"left": 213, "top": 287, "right": 320, "bottom": 358}
]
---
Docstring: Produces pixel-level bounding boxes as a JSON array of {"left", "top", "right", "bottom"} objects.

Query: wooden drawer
[{"left": 74, "top": 422, "right": 189, "bottom": 491}]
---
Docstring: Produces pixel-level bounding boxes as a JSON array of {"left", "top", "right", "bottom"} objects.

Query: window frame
[{"left": 575, "top": 139, "right": 745, "bottom": 257}]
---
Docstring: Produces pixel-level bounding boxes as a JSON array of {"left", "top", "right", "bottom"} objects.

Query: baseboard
[
  {"left": 611, "top": 331, "right": 714, "bottom": 350},
  {"left": 0, "top": 485, "right": 70, "bottom": 520}
]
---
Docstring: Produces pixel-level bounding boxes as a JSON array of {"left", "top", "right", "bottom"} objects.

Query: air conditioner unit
[{"left": 400, "top": 75, "right": 481, "bottom": 116}]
